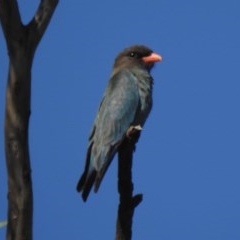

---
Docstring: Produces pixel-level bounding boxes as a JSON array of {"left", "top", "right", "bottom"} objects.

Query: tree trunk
[
  {"left": 0, "top": 1, "right": 58, "bottom": 239},
  {"left": 5, "top": 54, "right": 33, "bottom": 240}
]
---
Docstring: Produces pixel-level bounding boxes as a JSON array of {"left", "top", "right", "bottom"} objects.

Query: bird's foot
[{"left": 126, "top": 125, "right": 142, "bottom": 139}]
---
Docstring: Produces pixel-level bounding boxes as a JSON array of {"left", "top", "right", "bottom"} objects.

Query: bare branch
[
  {"left": 116, "top": 128, "right": 143, "bottom": 240},
  {"left": 0, "top": 0, "right": 23, "bottom": 54},
  {"left": 28, "top": 0, "right": 59, "bottom": 49}
]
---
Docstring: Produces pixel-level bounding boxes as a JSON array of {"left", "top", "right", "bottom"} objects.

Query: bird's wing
[{"left": 92, "top": 69, "right": 140, "bottom": 169}]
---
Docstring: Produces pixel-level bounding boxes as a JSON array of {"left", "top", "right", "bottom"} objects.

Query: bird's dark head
[{"left": 113, "top": 45, "right": 162, "bottom": 72}]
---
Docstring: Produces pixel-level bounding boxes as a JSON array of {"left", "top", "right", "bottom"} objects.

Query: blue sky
[{"left": 1, "top": 1, "right": 240, "bottom": 239}]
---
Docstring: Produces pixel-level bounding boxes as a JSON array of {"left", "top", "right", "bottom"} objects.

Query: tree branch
[
  {"left": 0, "top": 0, "right": 22, "bottom": 32},
  {"left": 116, "top": 128, "right": 143, "bottom": 240},
  {"left": 28, "top": 0, "right": 59, "bottom": 50},
  {"left": 0, "top": 0, "right": 23, "bottom": 55}
]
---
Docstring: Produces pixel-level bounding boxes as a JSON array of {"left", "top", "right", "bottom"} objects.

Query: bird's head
[{"left": 113, "top": 45, "right": 162, "bottom": 72}]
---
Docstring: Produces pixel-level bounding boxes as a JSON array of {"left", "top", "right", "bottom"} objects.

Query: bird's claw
[{"left": 126, "top": 125, "right": 142, "bottom": 139}]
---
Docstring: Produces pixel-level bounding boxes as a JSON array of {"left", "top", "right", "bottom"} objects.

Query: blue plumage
[{"left": 77, "top": 45, "right": 162, "bottom": 201}]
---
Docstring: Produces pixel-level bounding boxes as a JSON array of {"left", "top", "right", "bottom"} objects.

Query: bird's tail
[
  {"left": 76, "top": 143, "right": 119, "bottom": 201},
  {"left": 76, "top": 168, "right": 97, "bottom": 202},
  {"left": 76, "top": 142, "right": 97, "bottom": 201}
]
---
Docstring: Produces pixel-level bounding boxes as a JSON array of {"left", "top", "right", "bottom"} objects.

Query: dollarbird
[{"left": 77, "top": 45, "right": 162, "bottom": 201}]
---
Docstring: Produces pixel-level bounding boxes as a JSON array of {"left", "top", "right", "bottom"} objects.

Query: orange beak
[{"left": 142, "top": 52, "right": 162, "bottom": 63}]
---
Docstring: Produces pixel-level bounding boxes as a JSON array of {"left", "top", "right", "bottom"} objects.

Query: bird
[{"left": 76, "top": 45, "right": 162, "bottom": 201}]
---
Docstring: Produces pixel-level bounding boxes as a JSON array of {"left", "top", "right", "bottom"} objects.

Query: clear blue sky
[{"left": 1, "top": 1, "right": 240, "bottom": 239}]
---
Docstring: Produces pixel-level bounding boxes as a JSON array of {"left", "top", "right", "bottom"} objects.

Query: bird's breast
[{"left": 134, "top": 73, "right": 153, "bottom": 126}]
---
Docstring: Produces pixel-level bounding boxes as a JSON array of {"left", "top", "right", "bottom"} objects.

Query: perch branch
[{"left": 115, "top": 126, "right": 143, "bottom": 240}]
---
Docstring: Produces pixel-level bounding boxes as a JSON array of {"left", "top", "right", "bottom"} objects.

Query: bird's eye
[{"left": 129, "top": 52, "right": 138, "bottom": 58}]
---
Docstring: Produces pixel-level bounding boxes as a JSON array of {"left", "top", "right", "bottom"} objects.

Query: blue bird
[{"left": 76, "top": 45, "right": 162, "bottom": 201}]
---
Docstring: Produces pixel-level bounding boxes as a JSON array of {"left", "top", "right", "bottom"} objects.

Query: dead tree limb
[
  {"left": 0, "top": 1, "right": 58, "bottom": 239},
  {"left": 116, "top": 128, "right": 143, "bottom": 240}
]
